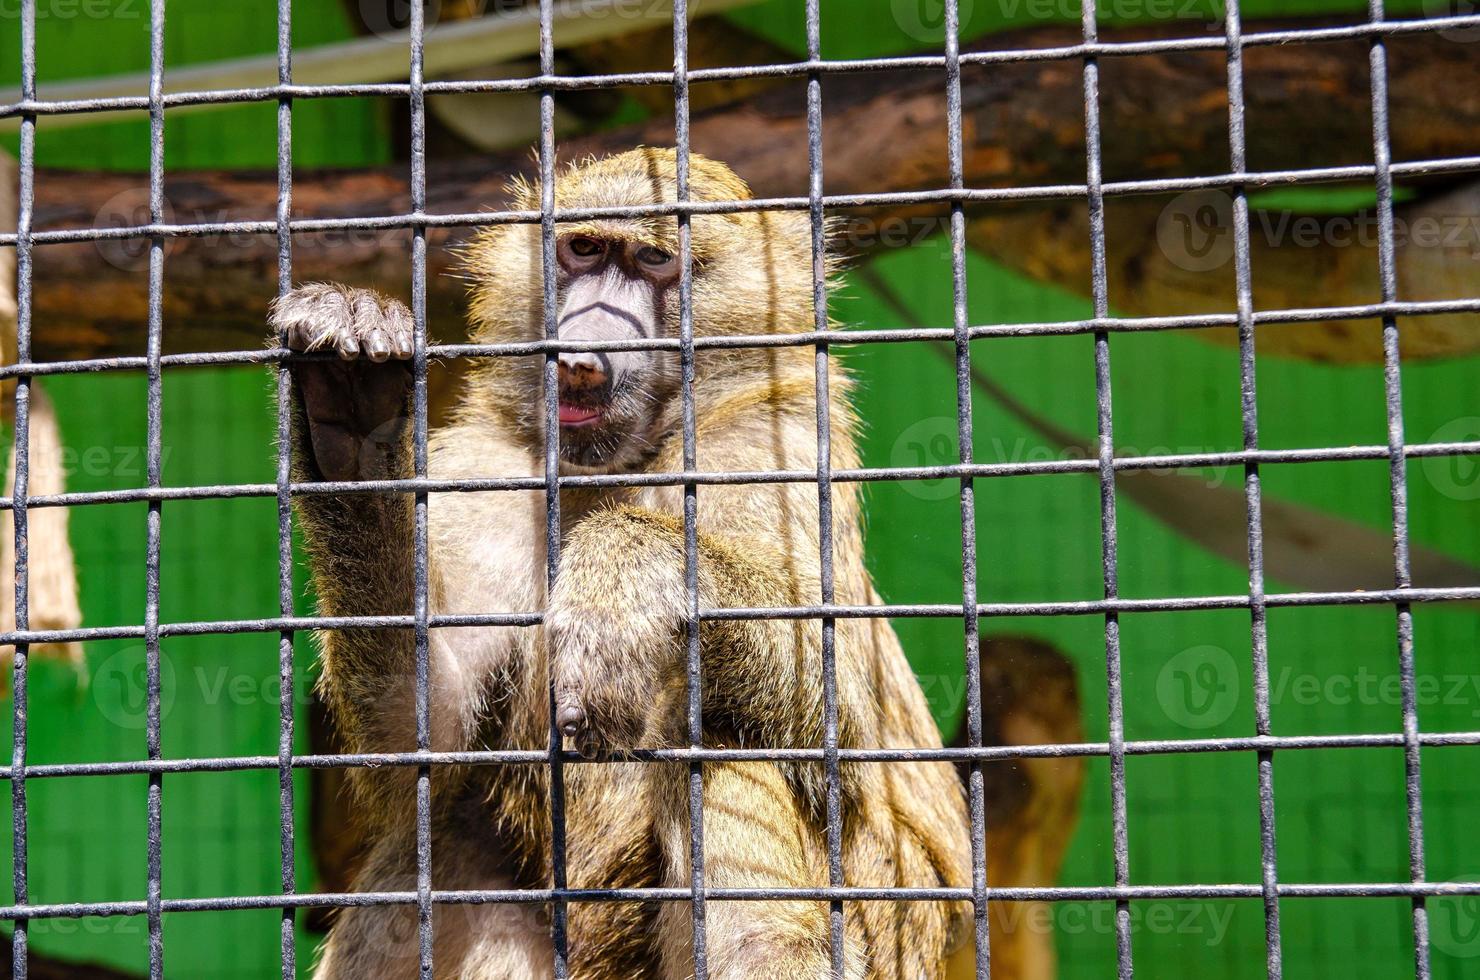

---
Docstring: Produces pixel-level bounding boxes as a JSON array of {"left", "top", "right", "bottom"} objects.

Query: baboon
[{"left": 273, "top": 148, "right": 972, "bottom": 978}]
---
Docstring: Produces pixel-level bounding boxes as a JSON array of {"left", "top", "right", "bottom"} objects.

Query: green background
[{"left": 4, "top": 0, "right": 1479, "bottom": 976}]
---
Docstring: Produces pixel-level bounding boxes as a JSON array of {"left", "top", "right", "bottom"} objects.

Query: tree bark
[
  {"left": 18, "top": 19, "right": 1480, "bottom": 362},
  {"left": 966, "top": 180, "right": 1480, "bottom": 364}
]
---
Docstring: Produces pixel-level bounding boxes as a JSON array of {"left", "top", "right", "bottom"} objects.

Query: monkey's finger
[
  {"left": 381, "top": 301, "right": 415, "bottom": 360},
  {"left": 363, "top": 328, "right": 392, "bottom": 363},
  {"left": 333, "top": 328, "right": 361, "bottom": 360}
]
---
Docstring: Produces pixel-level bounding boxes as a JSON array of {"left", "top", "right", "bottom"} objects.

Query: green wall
[{"left": 4, "top": 1, "right": 1478, "bottom": 977}]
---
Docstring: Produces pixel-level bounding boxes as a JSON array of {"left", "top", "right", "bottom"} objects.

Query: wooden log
[
  {"left": 21, "top": 19, "right": 1480, "bottom": 362},
  {"left": 966, "top": 180, "right": 1480, "bottom": 364}
]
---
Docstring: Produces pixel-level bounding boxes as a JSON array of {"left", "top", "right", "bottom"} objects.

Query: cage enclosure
[{"left": 1, "top": 0, "right": 1479, "bottom": 978}]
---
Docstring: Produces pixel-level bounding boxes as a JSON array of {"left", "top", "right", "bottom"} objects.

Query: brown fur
[{"left": 276, "top": 148, "right": 972, "bottom": 978}]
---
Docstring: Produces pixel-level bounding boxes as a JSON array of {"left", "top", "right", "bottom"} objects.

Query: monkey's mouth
[{"left": 557, "top": 401, "right": 604, "bottom": 428}]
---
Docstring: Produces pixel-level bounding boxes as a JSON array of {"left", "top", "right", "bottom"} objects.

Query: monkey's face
[
  {"left": 550, "top": 230, "right": 682, "bottom": 470},
  {"left": 465, "top": 149, "right": 822, "bottom": 472}
]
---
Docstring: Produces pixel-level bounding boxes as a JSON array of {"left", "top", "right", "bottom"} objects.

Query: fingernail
[
  {"left": 366, "top": 332, "right": 391, "bottom": 362},
  {"left": 557, "top": 704, "right": 584, "bottom": 737}
]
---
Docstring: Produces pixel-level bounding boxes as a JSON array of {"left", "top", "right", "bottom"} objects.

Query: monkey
[{"left": 271, "top": 147, "right": 973, "bottom": 979}]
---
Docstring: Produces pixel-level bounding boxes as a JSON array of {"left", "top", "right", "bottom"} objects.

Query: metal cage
[{"left": 4, "top": 0, "right": 1480, "bottom": 978}]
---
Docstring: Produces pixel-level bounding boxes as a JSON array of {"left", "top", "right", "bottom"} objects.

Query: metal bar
[
  {"left": 1220, "top": 4, "right": 1283, "bottom": 976},
  {"left": 941, "top": 1, "right": 990, "bottom": 975},
  {"left": 801, "top": 0, "right": 847, "bottom": 970},
  {"left": 9, "top": 1, "right": 36, "bottom": 975},
  {"left": 4, "top": 433, "right": 1480, "bottom": 515},
  {"left": 3, "top": 877, "right": 1480, "bottom": 925},
  {"left": 8, "top": 289, "right": 1480, "bottom": 377},
  {"left": 272, "top": 0, "right": 298, "bottom": 977},
  {"left": 1366, "top": 2, "right": 1432, "bottom": 976},
  {"left": 143, "top": 2, "right": 168, "bottom": 975},
  {"left": 7, "top": 724, "right": 1480, "bottom": 779},
  {"left": 2, "top": 581, "right": 1478, "bottom": 651},
  {"left": 1078, "top": 2, "right": 1134, "bottom": 976},
  {"left": 7, "top": 726, "right": 1480, "bottom": 782},
  {"left": 537, "top": 1, "right": 572, "bottom": 974},
  {"left": 671, "top": 0, "right": 709, "bottom": 974},
  {"left": 407, "top": 0, "right": 435, "bottom": 975}
]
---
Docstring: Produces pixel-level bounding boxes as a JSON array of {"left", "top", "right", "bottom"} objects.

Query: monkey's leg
[
  {"left": 314, "top": 820, "right": 553, "bottom": 980},
  {"left": 650, "top": 760, "right": 867, "bottom": 980}
]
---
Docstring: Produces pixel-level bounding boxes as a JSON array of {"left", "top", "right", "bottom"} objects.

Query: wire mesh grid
[{"left": 3, "top": 1, "right": 1480, "bottom": 978}]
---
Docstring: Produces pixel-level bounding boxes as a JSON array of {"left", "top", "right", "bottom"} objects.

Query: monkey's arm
[{"left": 271, "top": 284, "right": 422, "bottom": 765}]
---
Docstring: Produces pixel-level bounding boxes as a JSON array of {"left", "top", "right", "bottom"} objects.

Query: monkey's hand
[
  {"left": 545, "top": 509, "right": 689, "bottom": 759},
  {"left": 271, "top": 283, "right": 415, "bottom": 482}
]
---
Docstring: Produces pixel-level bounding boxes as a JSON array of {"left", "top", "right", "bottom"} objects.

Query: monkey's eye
[
  {"left": 635, "top": 246, "right": 674, "bottom": 267},
  {"left": 567, "top": 236, "right": 604, "bottom": 257}
]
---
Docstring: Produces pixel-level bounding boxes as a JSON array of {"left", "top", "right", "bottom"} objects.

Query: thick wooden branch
[
  {"left": 21, "top": 19, "right": 1480, "bottom": 361},
  {"left": 966, "top": 180, "right": 1480, "bottom": 363}
]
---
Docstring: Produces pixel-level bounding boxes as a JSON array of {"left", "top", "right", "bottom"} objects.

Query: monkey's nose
[{"left": 557, "top": 351, "right": 609, "bottom": 392}]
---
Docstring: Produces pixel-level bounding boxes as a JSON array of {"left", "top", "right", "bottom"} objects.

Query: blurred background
[{"left": 2, "top": 0, "right": 1479, "bottom": 976}]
